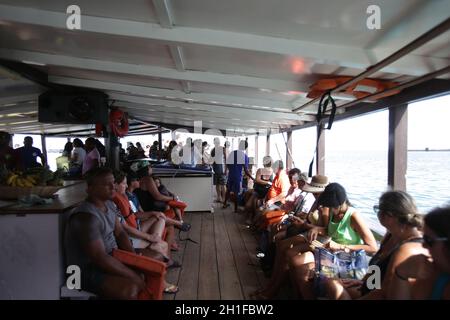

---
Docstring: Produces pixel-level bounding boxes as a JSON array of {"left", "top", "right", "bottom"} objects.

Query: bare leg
[
  {"left": 216, "top": 185, "right": 222, "bottom": 202},
  {"left": 140, "top": 217, "right": 165, "bottom": 239},
  {"left": 173, "top": 207, "right": 183, "bottom": 222},
  {"left": 221, "top": 185, "right": 227, "bottom": 204},
  {"left": 257, "top": 238, "right": 308, "bottom": 298},
  {"left": 98, "top": 275, "right": 141, "bottom": 300},
  {"left": 289, "top": 251, "right": 316, "bottom": 300}
]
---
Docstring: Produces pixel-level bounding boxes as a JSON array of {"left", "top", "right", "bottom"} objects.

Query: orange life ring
[
  {"left": 307, "top": 77, "right": 401, "bottom": 100},
  {"left": 109, "top": 109, "right": 129, "bottom": 137}
]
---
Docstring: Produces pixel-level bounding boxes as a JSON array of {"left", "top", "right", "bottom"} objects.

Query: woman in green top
[{"left": 288, "top": 183, "right": 378, "bottom": 299}]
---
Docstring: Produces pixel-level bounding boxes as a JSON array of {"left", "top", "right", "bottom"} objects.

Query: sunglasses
[
  {"left": 423, "top": 234, "right": 448, "bottom": 247},
  {"left": 373, "top": 205, "right": 392, "bottom": 217}
]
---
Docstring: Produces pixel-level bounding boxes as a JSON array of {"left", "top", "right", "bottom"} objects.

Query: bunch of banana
[{"left": 6, "top": 173, "right": 37, "bottom": 188}]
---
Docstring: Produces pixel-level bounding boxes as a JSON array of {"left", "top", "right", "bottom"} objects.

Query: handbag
[{"left": 313, "top": 248, "right": 368, "bottom": 297}]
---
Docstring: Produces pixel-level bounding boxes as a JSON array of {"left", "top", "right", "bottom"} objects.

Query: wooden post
[
  {"left": 316, "top": 125, "right": 325, "bottom": 175},
  {"left": 388, "top": 104, "right": 408, "bottom": 191},
  {"left": 40, "top": 135, "right": 48, "bottom": 167},
  {"left": 286, "top": 130, "right": 293, "bottom": 170}
]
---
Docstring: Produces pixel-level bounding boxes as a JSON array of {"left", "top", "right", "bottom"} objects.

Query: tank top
[
  {"left": 360, "top": 235, "right": 423, "bottom": 295},
  {"left": 64, "top": 200, "right": 119, "bottom": 269},
  {"left": 327, "top": 207, "right": 363, "bottom": 245}
]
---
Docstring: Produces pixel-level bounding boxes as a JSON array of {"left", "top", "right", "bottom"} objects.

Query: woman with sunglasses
[
  {"left": 322, "top": 191, "right": 426, "bottom": 299},
  {"left": 390, "top": 206, "right": 450, "bottom": 299}
]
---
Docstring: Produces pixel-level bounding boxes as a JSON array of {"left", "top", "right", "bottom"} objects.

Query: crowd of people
[
  {"left": 212, "top": 143, "right": 450, "bottom": 300},
  {"left": 3, "top": 130, "right": 449, "bottom": 300}
]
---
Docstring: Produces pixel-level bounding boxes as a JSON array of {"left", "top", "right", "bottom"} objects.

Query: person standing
[
  {"left": 82, "top": 137, "right": 101, "bottom": 176},
  {"left": 223, "top": 140, "right": 254, "bottom": 212},
  {"left": 0, "top": 131, "right": 20, "bottom": 171},
  {"left": 211, "top": 137, "right": 227, "bottom": 203},
  {"left": 16, "top": 136, "right": 46, "bottom": 170}
]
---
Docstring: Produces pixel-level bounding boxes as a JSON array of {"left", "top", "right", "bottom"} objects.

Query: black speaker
[{"left": 38, "top": 90, "right": 109, "bottom": 124}]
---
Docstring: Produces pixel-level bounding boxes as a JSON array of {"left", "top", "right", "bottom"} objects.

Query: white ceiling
[{"left": 0, "top": 0, "right": 449, "bottom": 135}]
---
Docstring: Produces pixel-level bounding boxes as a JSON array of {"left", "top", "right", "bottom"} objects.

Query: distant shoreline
[{"left": 408, "top": 149, "right": 450, "bottom": 152}]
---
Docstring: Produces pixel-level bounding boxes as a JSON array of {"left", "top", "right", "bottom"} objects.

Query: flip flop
[
  {"left": 222, "top": 203, "right": 230, "bottom": 209},
  {"left": 163, "top": 284, "right": 179, "bottom": 294},
  {"left": 167, "top": 260, "right": 182, "bottom": 269}
]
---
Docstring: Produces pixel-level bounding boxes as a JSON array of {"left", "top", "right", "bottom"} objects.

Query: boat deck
[{"left": 164, "top": 205, "right": 268, "bottom": 300}]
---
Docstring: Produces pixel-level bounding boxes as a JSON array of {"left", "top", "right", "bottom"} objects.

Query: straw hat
[{"left": 301, "top": 175, "right": 329, "bottom": 193}]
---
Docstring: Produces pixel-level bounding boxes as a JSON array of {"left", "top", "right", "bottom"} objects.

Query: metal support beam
[
  {"left": 40, "top": 134, "right": 48, "bottom": 167},
  {"left": 388, "top": 104, "right": 408, "bottom": 191},
  {"left": 255, "top": 134, "right": 259, "bottom": 167},
  {"left": 286, "top": 130, "right": 293, "bottom": 170},
  {"left": 266, "top": 133, "right": 270, "bottom": 156},
  {"left": 158, "top": 126, "right": 163, "bottom": 161},
  {"left": 316, "top": 126, "right": 325, "bottom": 176},
  {"left": 105, "top": 129, "right": 120, "bottom": 170}
]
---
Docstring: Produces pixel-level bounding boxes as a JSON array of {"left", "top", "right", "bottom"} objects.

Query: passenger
[
  {"left": 288, "top": 183, "right": 378, "bottom": 299},
  {"left": 112, "top": 171, "right": 181, "bottom": 277},
  {"left": 64, "top": 167, "right": 145, "bottom": 299},
  {"left": 136, "top": 142, "right": 145, "bottom": 158},
  {"left": 153, "top": 176, "right": 185, "bottom": 222},
  {"left": 69, "top": 138, "right": 86, "bottom": 177},
  {"left": 149, "top": 141, "right": 159, "bottom": 159},
  {"left": 244, "top": 156, "right": 274, "bottom": 224},
  {"left": 251, "top": 175, "right": 329, "bottom": 299},
  {"left": 264, "top": 160, "right": 290, "bottom": 210},
  {"left": 131, "top": 161, "right": 190, "bottom": 251},
  {"left": 56, "top": 142, "right": 73, "bottom": 171},
  {"left": 255, "top": 168, "right": 303, "bottom": 229},
  {"left": 82, "top": 137, "right": 100, "bottom": 176},
  {"left": 126, "top": 172, "right": 189, "bottom": 231},
  {"left": 0, "top": 131, "right": 20, "bottom": 170},
  {"left": 211, "top": 137, "right": 227, "bottom": 203},
  {"left": 223, "top": 139, "right": 254, "bottom": 212},
  {"left": 16, "top": 136, "right": 46, "bottom": 169},
  {"left": 391, "top": 206, "right": 450, "bottom": 300},
  {"left": 324, "top": 191, "right": 426, "bottom": 300}
]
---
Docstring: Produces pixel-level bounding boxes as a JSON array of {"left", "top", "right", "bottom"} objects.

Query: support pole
[
  {"left": 105, "top": 133, "right": 120, "bottom": 170},
  {"left": 286, "top": 130, "right": 293, "bottom": 170},
  {"left": 40, "top": 134, "right": 48, "bottom": 167},
  {"left": 316, "top": 126, "right": 325, "bottom": 175},
  {"left": 388, "top": 104, "right": 408, "bottom": 191},
  {"left": 158, "top": 126, "right": 162, "bottom": 161},
  {"left": 266, "top": 133, "right": 270, "bottom": 157},
  {"left": 255, "top": 134, "right": 259, "bottom": 167}
]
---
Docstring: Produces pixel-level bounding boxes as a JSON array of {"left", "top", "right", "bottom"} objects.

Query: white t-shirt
[{"left": 72, "top": 147, "right": 86, "bottom": 166}]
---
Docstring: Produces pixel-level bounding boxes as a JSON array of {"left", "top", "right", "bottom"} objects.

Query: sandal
[
  {"left": 179, "top": 222, "right": 191, "bottom": 232},
  {"left": 222, "top": 203, "right": 230, "bottom": 209},
  {"left": 167, "top": 260, "right": 182, "bottom": 269},
  {"left": 163, "top": 284, "right": 179, "bottom": 294}
]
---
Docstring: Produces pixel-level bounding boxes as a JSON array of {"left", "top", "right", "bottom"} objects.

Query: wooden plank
[
  {"left": 174, "top": 212, "right": 202, "bottom": 300},
  {"left": 231, "top": 210, "right": 268, "bottom": 289},
  {"left": 198, "top": 212, "right": 220, "bottom": 299},
  {"left": 214, "top": 210, "right": 244, "bottom": 299},
  {"left": 223, "top": 210, "right": 261, "bottom": 299},
  {"left": 163, "top": 212, "right": 192, "bottom": 300}
]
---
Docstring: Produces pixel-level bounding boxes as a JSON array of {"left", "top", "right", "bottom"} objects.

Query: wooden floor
[{"left": 164, "top": 205, "right": 268, "bottom": 300}]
